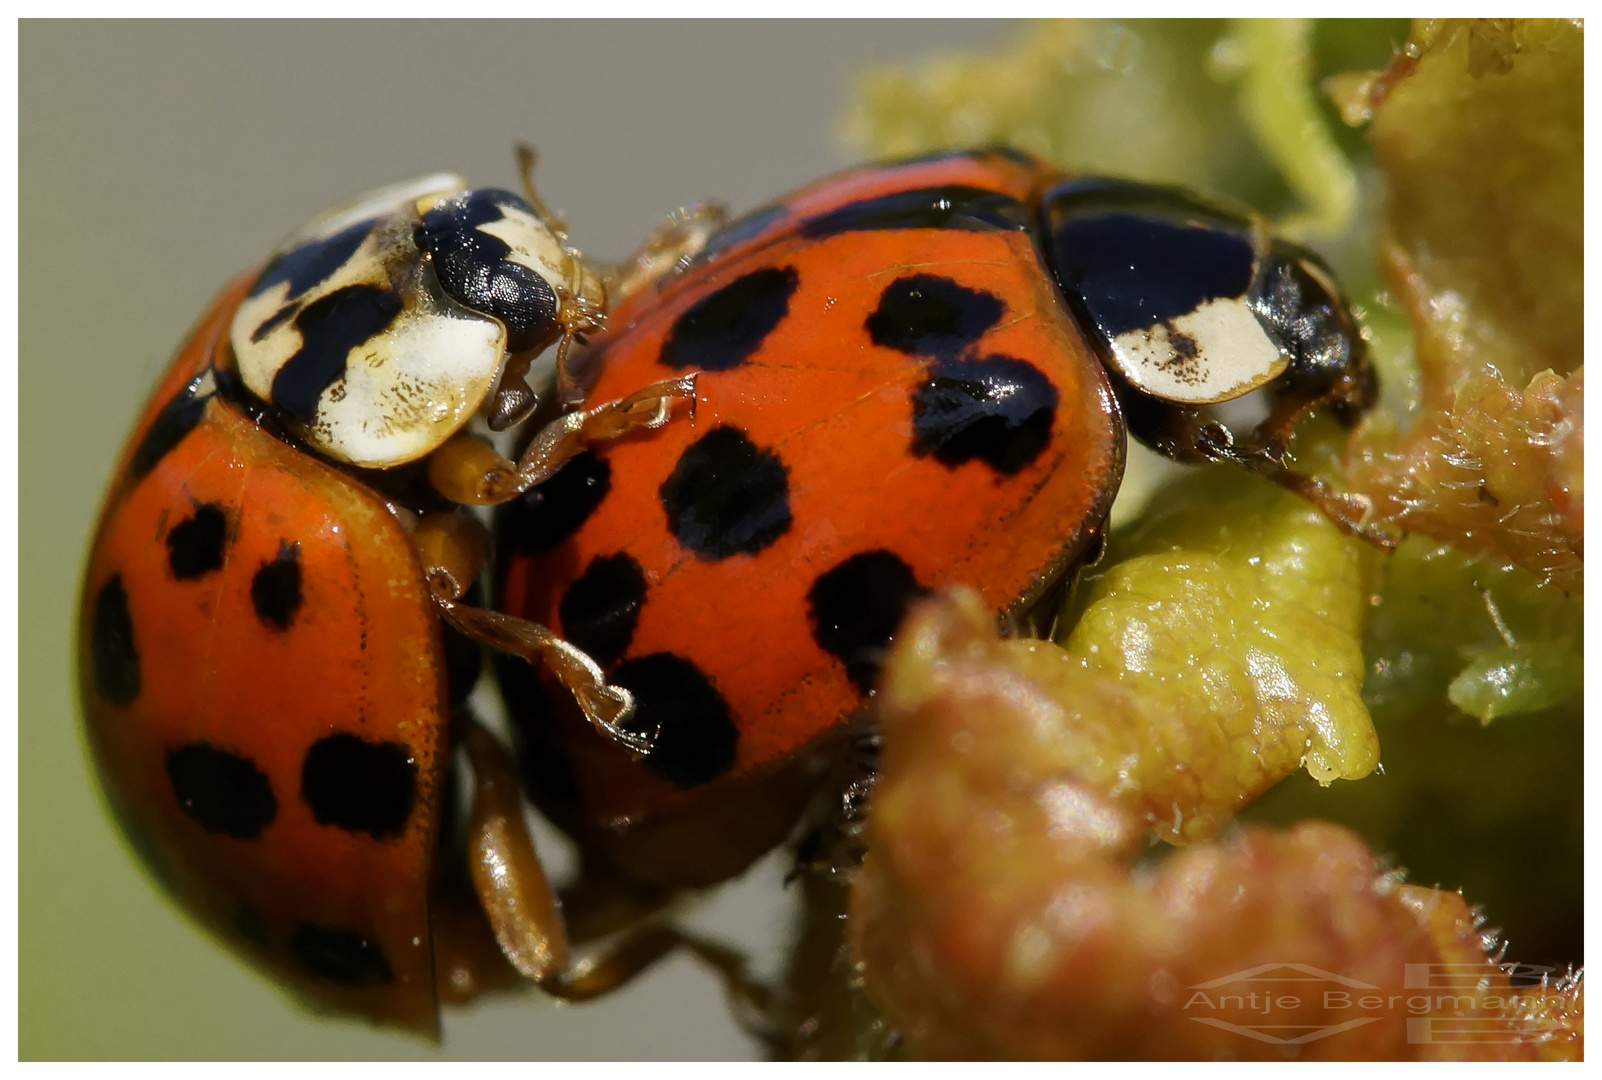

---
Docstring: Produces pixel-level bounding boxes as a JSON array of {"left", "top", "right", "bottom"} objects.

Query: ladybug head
[{"left": 417, "top": 187, "right": 607, "bottom": 433}]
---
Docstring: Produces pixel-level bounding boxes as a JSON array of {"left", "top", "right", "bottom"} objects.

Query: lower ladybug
[
  {"left": 77, "top": 149, "right": 731, "bottom": 1036},
  {"left": 496, "top": 147, "right": 1383, "bottom": 890}
]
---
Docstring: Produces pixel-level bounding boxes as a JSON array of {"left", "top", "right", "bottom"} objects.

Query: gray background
[{"left": 20, "top": 20, "right": 1011, "bottom": 1059}]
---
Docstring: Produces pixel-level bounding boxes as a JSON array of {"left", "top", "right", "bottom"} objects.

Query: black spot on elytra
[
  {"left": 167, "top": 743, "right": 278, "bottom": 839},
  {"left": 418, "top": 189, "right": 561, "bottom": 352},
  {"left": 271, "top": 284, "right": 403, "bottom": 426},
  {"left": 660, "top": 426, "right": 791, "bottom": 560},
  {"left": 613, "top": 653, "right": 738, "bottom": 788},
  {"left": 249, "top": 219, "right": 375, "bottom": 301},
  {"left": 559, "top": 553, "right": 648, "bottom": 668},
  {"left": 250, "top": 542, "right": 302, "bottom": 630},
  {"left": 807, "top": 551, "right": 929, "bottom": 694},
  {"left": 866, "top": 275, "right": 1004, "bottom": 356},
  {"left": 798, "top": 185, "right": 1031, "bottom": 239},
  {"left": 292, "top": 924, "right": 394, "bottom": 986},
  {"left": 167, "top": 503, "right": 228, "bottom": 580},
  {"left": 911, "top": 356, "right": 1059, "bottom": 475},
  {"left": 91, "top": 575, "right": 141, "bottom": 707},
  {"left": 659, "top": 265, "right": 799, "bottom": 372},
  {"left": 127, "top": 372, "right": 212, "bottom": 481},
  {"left": 498, "top": 451, "right": 611, "bottom": 555},
  {"left": 301, "top": 734, "right": 416, "bottom": 839}
]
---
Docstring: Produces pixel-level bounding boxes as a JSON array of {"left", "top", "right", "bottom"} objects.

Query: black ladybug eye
[{"left": 417, "top": 191, "right": 561, "bottom": 353}]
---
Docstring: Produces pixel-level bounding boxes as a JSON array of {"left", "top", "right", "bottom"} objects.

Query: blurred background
[{"left": 19, "top": 20, "right": 1013, "bottom": 1060}]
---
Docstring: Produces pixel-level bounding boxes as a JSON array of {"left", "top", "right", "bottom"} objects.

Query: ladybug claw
[
  {"left": 587, "top": 685, "right": 656, "bottom": 758},
  {"left": 541, "top": 636, "right": 653, "bottom": 756},
  {"left": 678, "top": 372, "right": 700, "bottom": 422}
]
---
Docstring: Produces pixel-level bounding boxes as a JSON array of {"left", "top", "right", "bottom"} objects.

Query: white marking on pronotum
[{"left": 1108, "top": 297, "right": 1286, "bottom": 405}]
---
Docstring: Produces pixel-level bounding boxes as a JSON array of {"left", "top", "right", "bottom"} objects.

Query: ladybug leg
[
  {"left": 604, "top": 201, "right": 732, "bottom": 303},
  {"left": 556, "top": 853, "right": 676, "bottom": 945},
  {"left": 551, "top": 281, "right": 606, "bottom": 406},
  {"left": 412, "top": 512, "right": 650, "bottom": 754},
  {"left": 459, "top": 717, "right": 772, "bottom": 1017},
  {"left": 459, "top": 717, "right": 574, "bottom": 981},
  {"left": 432, "top": 722, "right": 675, "bottom": 1004},
  {"left": 538, "top": 926, "right": 770, "bottom": 1017},
  {"left": 428, "top": 374, "right": 698, "bottom": 507},
  {"left": 433, "top": 888, "right": 524, "bottom": 1004},
  {"left": 1229, "top": 368, "right": 1402, "bottom": 550},
  {"left": 1121, "top": 368, "right": 1400, "bottom": 550},
  {"left": 440, "top": 601, "right": 648, "bottom": 752}
]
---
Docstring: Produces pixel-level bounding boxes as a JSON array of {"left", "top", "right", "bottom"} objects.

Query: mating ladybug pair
[{"left": 79, "top": 147, "right": 1379, "bottom": 1036}]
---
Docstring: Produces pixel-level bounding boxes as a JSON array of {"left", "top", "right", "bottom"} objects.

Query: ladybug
[
  {"left": 77, "top": 150, "right": 726, "bottom": 1036},
  {"left": 495, "top": 147, "right": 1381, "bottom": 890}
]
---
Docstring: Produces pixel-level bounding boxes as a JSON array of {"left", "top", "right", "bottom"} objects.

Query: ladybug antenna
[{"left": 514, "top": 142, "right": 568, "bottom": 240}]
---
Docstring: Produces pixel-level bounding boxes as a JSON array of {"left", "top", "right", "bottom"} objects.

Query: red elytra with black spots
[
  {"left": 79, "top": 279, "right": 455, "bottom": 1034},
  {"left": 495, "top": 149, "right": 1124, "bottom": 886}
]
